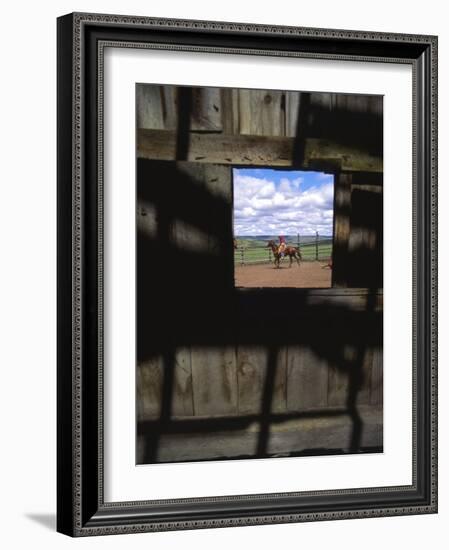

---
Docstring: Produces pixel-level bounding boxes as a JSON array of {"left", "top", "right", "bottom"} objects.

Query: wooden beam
[
  {"left": 137, "top": 129, "right": 383, "bottom": 172},
  {"left": 332, "top": 173, "right": 352, "bottom": 288}
]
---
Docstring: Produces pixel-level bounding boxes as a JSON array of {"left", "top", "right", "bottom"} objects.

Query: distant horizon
[{"left": 235, "top": 233, "right": 333, "bottom": 237}]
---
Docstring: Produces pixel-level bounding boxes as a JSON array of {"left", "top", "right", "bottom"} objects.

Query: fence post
[
  {"left": 315, "top": 231, "right": 319, "bottom": 260},
  {"left": 240, "top": 247, "right": 244, "bottom": 266},
  {"left": 297, "top": 233, "right": 300, "bottom": 250}
]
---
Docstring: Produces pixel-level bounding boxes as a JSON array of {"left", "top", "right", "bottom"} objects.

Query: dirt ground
[{"left": 235, "top": 261, "right": 332, "bottom": 288}]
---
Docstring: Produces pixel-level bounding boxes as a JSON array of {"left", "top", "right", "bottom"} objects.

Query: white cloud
[{"left": 233, "top": 173, "right": 334, "bottom": 236}]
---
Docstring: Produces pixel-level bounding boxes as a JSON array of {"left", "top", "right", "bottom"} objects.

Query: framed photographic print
[{"left": 57, "top": 12, "right": 438, "bottom": 536}]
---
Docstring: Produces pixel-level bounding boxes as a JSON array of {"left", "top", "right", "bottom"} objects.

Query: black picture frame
[{"left": 57, "top": 12, "right": 438, "bottom": 536}]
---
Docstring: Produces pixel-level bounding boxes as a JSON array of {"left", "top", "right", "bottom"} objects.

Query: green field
[{"left": 234, "top": 235, "right": 332, "bottom": 265}]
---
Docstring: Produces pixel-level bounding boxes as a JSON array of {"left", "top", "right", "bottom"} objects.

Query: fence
[{"left": 234, "top": 234, "right": 333, "bottom": 266}]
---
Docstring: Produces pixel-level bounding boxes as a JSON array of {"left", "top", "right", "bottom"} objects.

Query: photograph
[
  {"left": 135, "top": 84, "right": 384, "bottom": 464},
  {"left": 53, "top": 8, "right": 437, "bottom": 538}
]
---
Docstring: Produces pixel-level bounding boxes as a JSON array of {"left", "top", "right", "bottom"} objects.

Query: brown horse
[{"left": 267, "top": 240, "right": 302, "bottom": 268}]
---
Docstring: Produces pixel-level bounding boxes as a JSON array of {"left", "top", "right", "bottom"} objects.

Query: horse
[{"left": 267, "top": 240, "right": 302, "bottom": 268}]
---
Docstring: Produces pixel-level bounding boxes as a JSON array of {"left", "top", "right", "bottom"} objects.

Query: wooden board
[
  {"left": 236, "top": 347, "right": 268, "bottom": 414},
  {"left": 356, "top": 347, "right": 374, "bottom": 406},
  {"left": 220, "top": 88, "right": 236, "bottom": 134},
  {"left": 370, "top": 348, "right": 383, "bottom": 405},
  {"left": 236, "top": 346, "right": 287, "bottom": 415},
  {"left": 172, "top": 348, "right": 194, "bottom": 417},
  {"left": 285, "top": 91, "right": 300, "bottom": 137},
  {"left": 136, "top": 356, "right": 163, "bottom": 420},
  {"left": 286, "top": 347, "right": 329, "bottom": 411},
  {"left": 171, "top": 163, "right": 209, "bottom": 252},
  {"left": 191, "top": 88, "right": 223, "bottom": 132},
  {"left": 273, "top": 347, "right": 288, "bottom": 413},
  {"left": 161, "top": 85, "right": 177, "bottom": 129},
  {"left": 137, "top": 200, "right": 157, "bottom": 240},
  {"left": 138, "top": 129, "right": 383, "bottom": 172},
  {"left": 237, "top": 89, "right": 251, "bottom": 135},
  {"left": 191, "top": 347, "right": 238, "bottom": 416},
  {"left": 327, "top": 361, "right": 349, "bottom": 407},
  {"left": 335, "top": 93, "right": 383, "bottom": 115},
  {"left": 136, "top": 85, "right": 164, "bottom": 129},
  {"left": 332, "top": 173, "right": 352, "bottom": 287},
  {"left": 241, "top": 89, "right": 284, "bottom": 136},
  {"left": 326, "top": 344, "right": 376, "bottom": 407}
]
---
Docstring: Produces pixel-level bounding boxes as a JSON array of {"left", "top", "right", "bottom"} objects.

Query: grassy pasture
[{"left": 234, "top": 236, "right": 332, "bottom": 264}]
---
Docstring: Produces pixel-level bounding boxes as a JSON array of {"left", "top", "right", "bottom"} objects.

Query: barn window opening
[{"left": 233, "top": 167, "right": 334, "bottom": 288}]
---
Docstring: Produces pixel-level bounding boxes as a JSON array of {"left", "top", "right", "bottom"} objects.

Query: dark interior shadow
[
  {"left": 256, "top": 346, "right": 279, "bottom": 457},
  {"left": 25, "top": 513, "right": 56, "bottom": 531},
  {"left": 136, "top": 157, "right": 382, "bottom": 464}
]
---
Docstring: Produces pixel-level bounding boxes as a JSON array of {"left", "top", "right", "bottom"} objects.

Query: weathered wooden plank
[
  {"left": 286, "top": 347, "right": 329, "bottom": 411},
  {"left": 346, "top": 182, "right": 383, "bottom": 287},
  {"left": 191, "top": 347, "right": 238, "bottom": 416},
  {"left": 335, "top": 93, "right": 383, "bottom": 115},
  {"left": 237, "top": 347, "right": 267, "bottom": 414},
  {"left": 327, "top": 361, "right": 349, "bottom": 407},
  {"left": 236, "top": 346, "right": 287, "bottom": 414},
  {"left": 190, "top": 87, "right": 222, "bottom": 132},
  {"left": 285, "top": 91, "right": 300, "bottom": 137},
  {"left": 136, "top": 351, "right": 195, "bottom": 420},
  {"left": 332, "top": 173, "right": 352, "bottom": 288},
  {"left": 221, "top": 88, "right": 235, "bottom": 134},
  {"left": 348, "top": 177, "right": 383, "bottom": 255},
  {"left": 137, "top": 200, "right": 157, "bottom": 240},
  {"left": 247, "top": 90, "right": 284, "bottom": 136},
  {"left": 203, "top": 164, "right": 233, "bottom": 258},
  {"left": 137, "top": 129, "right": 383, "bottom": 172},
  {"left": 348, "top": 225, "right": 378, "bottom": 251},
  {"left": 303, "top": 139, "right": 382, "bottom": 172},
  {"left": 232, "top": 89, "right": 240, "bottom": 134},
  {"left": 136, "top": 356, "right": 163, "bottom": 420},
  {"left": 370, "top": 348, "right": 383, "bottom": 405},
  {"left": 170, "top": 163, "right": 209, "bottom": 252},
  {"left": 351, "top": 184, "right": 382, "bottom": 194},
  {"left": 136, "top": 405, "right": 383, "bottom": 463},
  {"left": 203, "top": 163, "right": 232, "bottom": 201},
  {"left": 219, "top": 88, "right": 240, "bottom": 134},
  {"left": 356, "top": 348, "right": 374, "bottom": 406},
  {"left": 327, "top": 344, "right": 375, "bottom": 407},
  {"left": 273, "top": 347, "right": 288, "bottom": 413},
  {"left": 138, "top": 129, "right": 290, "bottom": 165},
  {"left": 161, "top": 85, "right": 177, "bottom": 129},
  {"left": 172, "top": 348, "right": 194, "bottom": 417},
  {"left": 305, "top": 292, "right": 383, "bottom": 312},
  {"left": 136, "top": 85, "right": 164, "bottom": 129},
  {"left": 238, "top": 89, "right": 252, "bottom": 135},
  {"left": 310, "top": 92, "right": 334, "bottom": 110}
]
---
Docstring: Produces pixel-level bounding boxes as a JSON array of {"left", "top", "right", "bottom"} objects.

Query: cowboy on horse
[
  {"left": 278, "top": 235, "right": 287, "bottom": 257},
  {"left": 267, "top": 238, "right": 302, "bottom": 268}
]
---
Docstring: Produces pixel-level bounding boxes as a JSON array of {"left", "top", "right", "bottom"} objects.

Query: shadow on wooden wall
[{"left": 136, "top": 157, "right": 383, "bottom": 464}]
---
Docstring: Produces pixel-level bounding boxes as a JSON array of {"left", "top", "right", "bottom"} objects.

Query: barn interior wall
[{"left": 136, "top": 156, "right": 383, "bottom": 463}]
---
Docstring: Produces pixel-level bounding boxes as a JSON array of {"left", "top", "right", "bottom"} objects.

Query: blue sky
[{"left": 233, "top": 168, "right": 334, "bottom": 236}]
